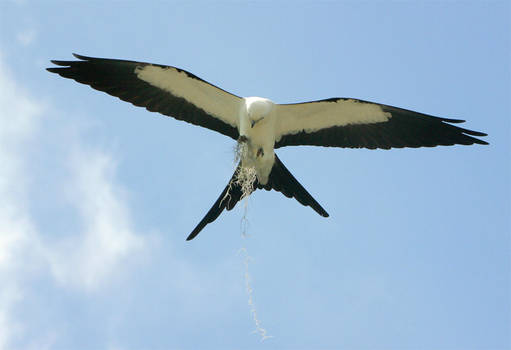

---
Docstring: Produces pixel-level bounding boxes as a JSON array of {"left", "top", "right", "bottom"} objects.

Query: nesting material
[{"left": 233, "top": 141, "right": 257, "bottom": 200}]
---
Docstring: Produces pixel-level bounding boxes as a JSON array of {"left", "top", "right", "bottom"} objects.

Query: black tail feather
[
  {"left": 260, "top": 155, "right": 329, "bottom": 218},
  {"left": 186, "top": 154, "right": 328, "bottom": 240},
  {"left": 186, "top": 164, "right": 249, "bottom": 241}
]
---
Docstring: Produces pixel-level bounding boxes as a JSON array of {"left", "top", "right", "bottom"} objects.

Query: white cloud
[
  {"left": 0, "top": 55, "right": 148, "bottom": 347},
  {"left": 45, "top": 148, "right": 145, "bottom": 291},
  {"left": 16, "top": 29, "right": 36, "bottom": 47},
  {"left": 0, "top": 55, "right": 42, "bottom": 349},
  {"left": 0, "top": 285, "right": 22, "bottom": 350}
]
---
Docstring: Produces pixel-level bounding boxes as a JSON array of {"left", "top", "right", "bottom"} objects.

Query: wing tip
[
  {"left": 48, "top": 53, "right": 87, "bottom": 71},
  {"left": 186, "top": 220, "right": 208, "bottom": 241},
  {"left": 48, "top": 53, "right": 88, "bottom": 66},
  {"left": 464, "top": 130, "right": 488, "bottom": 137},
  {"left": 472, "top": 138, "right": 489, "bottom": 145},
  {"left": 72, "top": 53, "right": 90, "bottom": 60},
  {"left": 48, "top": 60, "right": 72, "bottom": 68},
  {"left": 442, "top": 117, "right": 465, "bottom": 123},
  {"left": 186, "top": 232, "right": 196, "bottom": 241}
]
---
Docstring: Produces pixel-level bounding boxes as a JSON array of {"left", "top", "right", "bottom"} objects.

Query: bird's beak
[{"left": 250, "top": 117, "right": 264, "bottom": 128}]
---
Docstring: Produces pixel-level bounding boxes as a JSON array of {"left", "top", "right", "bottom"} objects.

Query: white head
[{"left": 245, "top": 97, "right": 274, "bottom": 128}]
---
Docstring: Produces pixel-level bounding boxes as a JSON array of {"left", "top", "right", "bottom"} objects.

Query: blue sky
[{"left": 0, "top": 1, "right": 509, "bottom": 349}]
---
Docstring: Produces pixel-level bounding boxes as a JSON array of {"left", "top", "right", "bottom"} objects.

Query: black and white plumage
[{"left": 47, "top": 54, "right": 488, "bottom": 240}]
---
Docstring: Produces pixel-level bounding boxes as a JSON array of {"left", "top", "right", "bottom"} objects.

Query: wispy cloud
[
  {"left": 45, "top": 148, "right": 145, "bottom": 291},
  {"left": 0, "top": 55, "right": 148, "bottom": 347},
  {"left": 16, "top": 29, "right": 36, "bottom": 47},
  {"left": 0, "top": 54, "right": 42, "bottom": 349}
]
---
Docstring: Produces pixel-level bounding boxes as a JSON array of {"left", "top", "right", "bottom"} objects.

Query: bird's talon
[{"left": 238, "top": 135, "right": 248, "bottom": 143}]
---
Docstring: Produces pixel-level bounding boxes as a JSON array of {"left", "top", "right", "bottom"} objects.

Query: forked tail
[{"left": 186, "top": 154, "right": 329, "bottom": 240}]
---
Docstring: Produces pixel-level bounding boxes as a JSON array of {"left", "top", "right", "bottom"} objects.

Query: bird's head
[{"left": 246, "top": 97, "right": 273, "bottom": 128}]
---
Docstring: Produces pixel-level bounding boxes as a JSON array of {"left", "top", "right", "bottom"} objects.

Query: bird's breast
[{"left": 239, "top": 119, "right": 275, "bottom": 185}]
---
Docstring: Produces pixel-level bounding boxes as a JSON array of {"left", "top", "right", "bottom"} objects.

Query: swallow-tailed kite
[{"left": 47, "top": 54, "right": 488, "bottom": 240}]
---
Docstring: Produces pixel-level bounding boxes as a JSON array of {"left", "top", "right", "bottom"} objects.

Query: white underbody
[{"left": 238, "top": 97, "right": 277, "bottom": 185}]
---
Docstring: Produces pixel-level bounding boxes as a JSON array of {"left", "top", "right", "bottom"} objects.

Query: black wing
[
  {"left": 275, "top": 98, "right": 487, "bottom": 149},
  {"left": 47, "top": 54, "right": 241, "bottom": 139}
]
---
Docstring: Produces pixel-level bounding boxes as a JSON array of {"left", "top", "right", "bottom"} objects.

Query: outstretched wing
[
  {"left": 275, "top": 98, "right": 487, "bottom": 149},
  {"left": 186, "top": 155, "right": 328, "bottom": 241},
  {"left": 47, "top": 54, "right": 241, "bottom": 139}
]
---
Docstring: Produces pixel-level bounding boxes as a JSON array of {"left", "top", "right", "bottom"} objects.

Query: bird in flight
[{"left": 47, "top": 54, "right": 488, "bottom": 240}]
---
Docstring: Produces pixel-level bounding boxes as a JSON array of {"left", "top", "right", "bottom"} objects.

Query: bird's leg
[
  {"left": 235, "top": 135, "right": 257, "bottom": 165},
  {"left": 238, "top": 135, "right": 249, "bottom": 143}
]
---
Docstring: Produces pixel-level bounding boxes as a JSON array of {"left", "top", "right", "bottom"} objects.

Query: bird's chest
[{"left": 240, "top": 121, "right": 275, "bottom": 185}]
